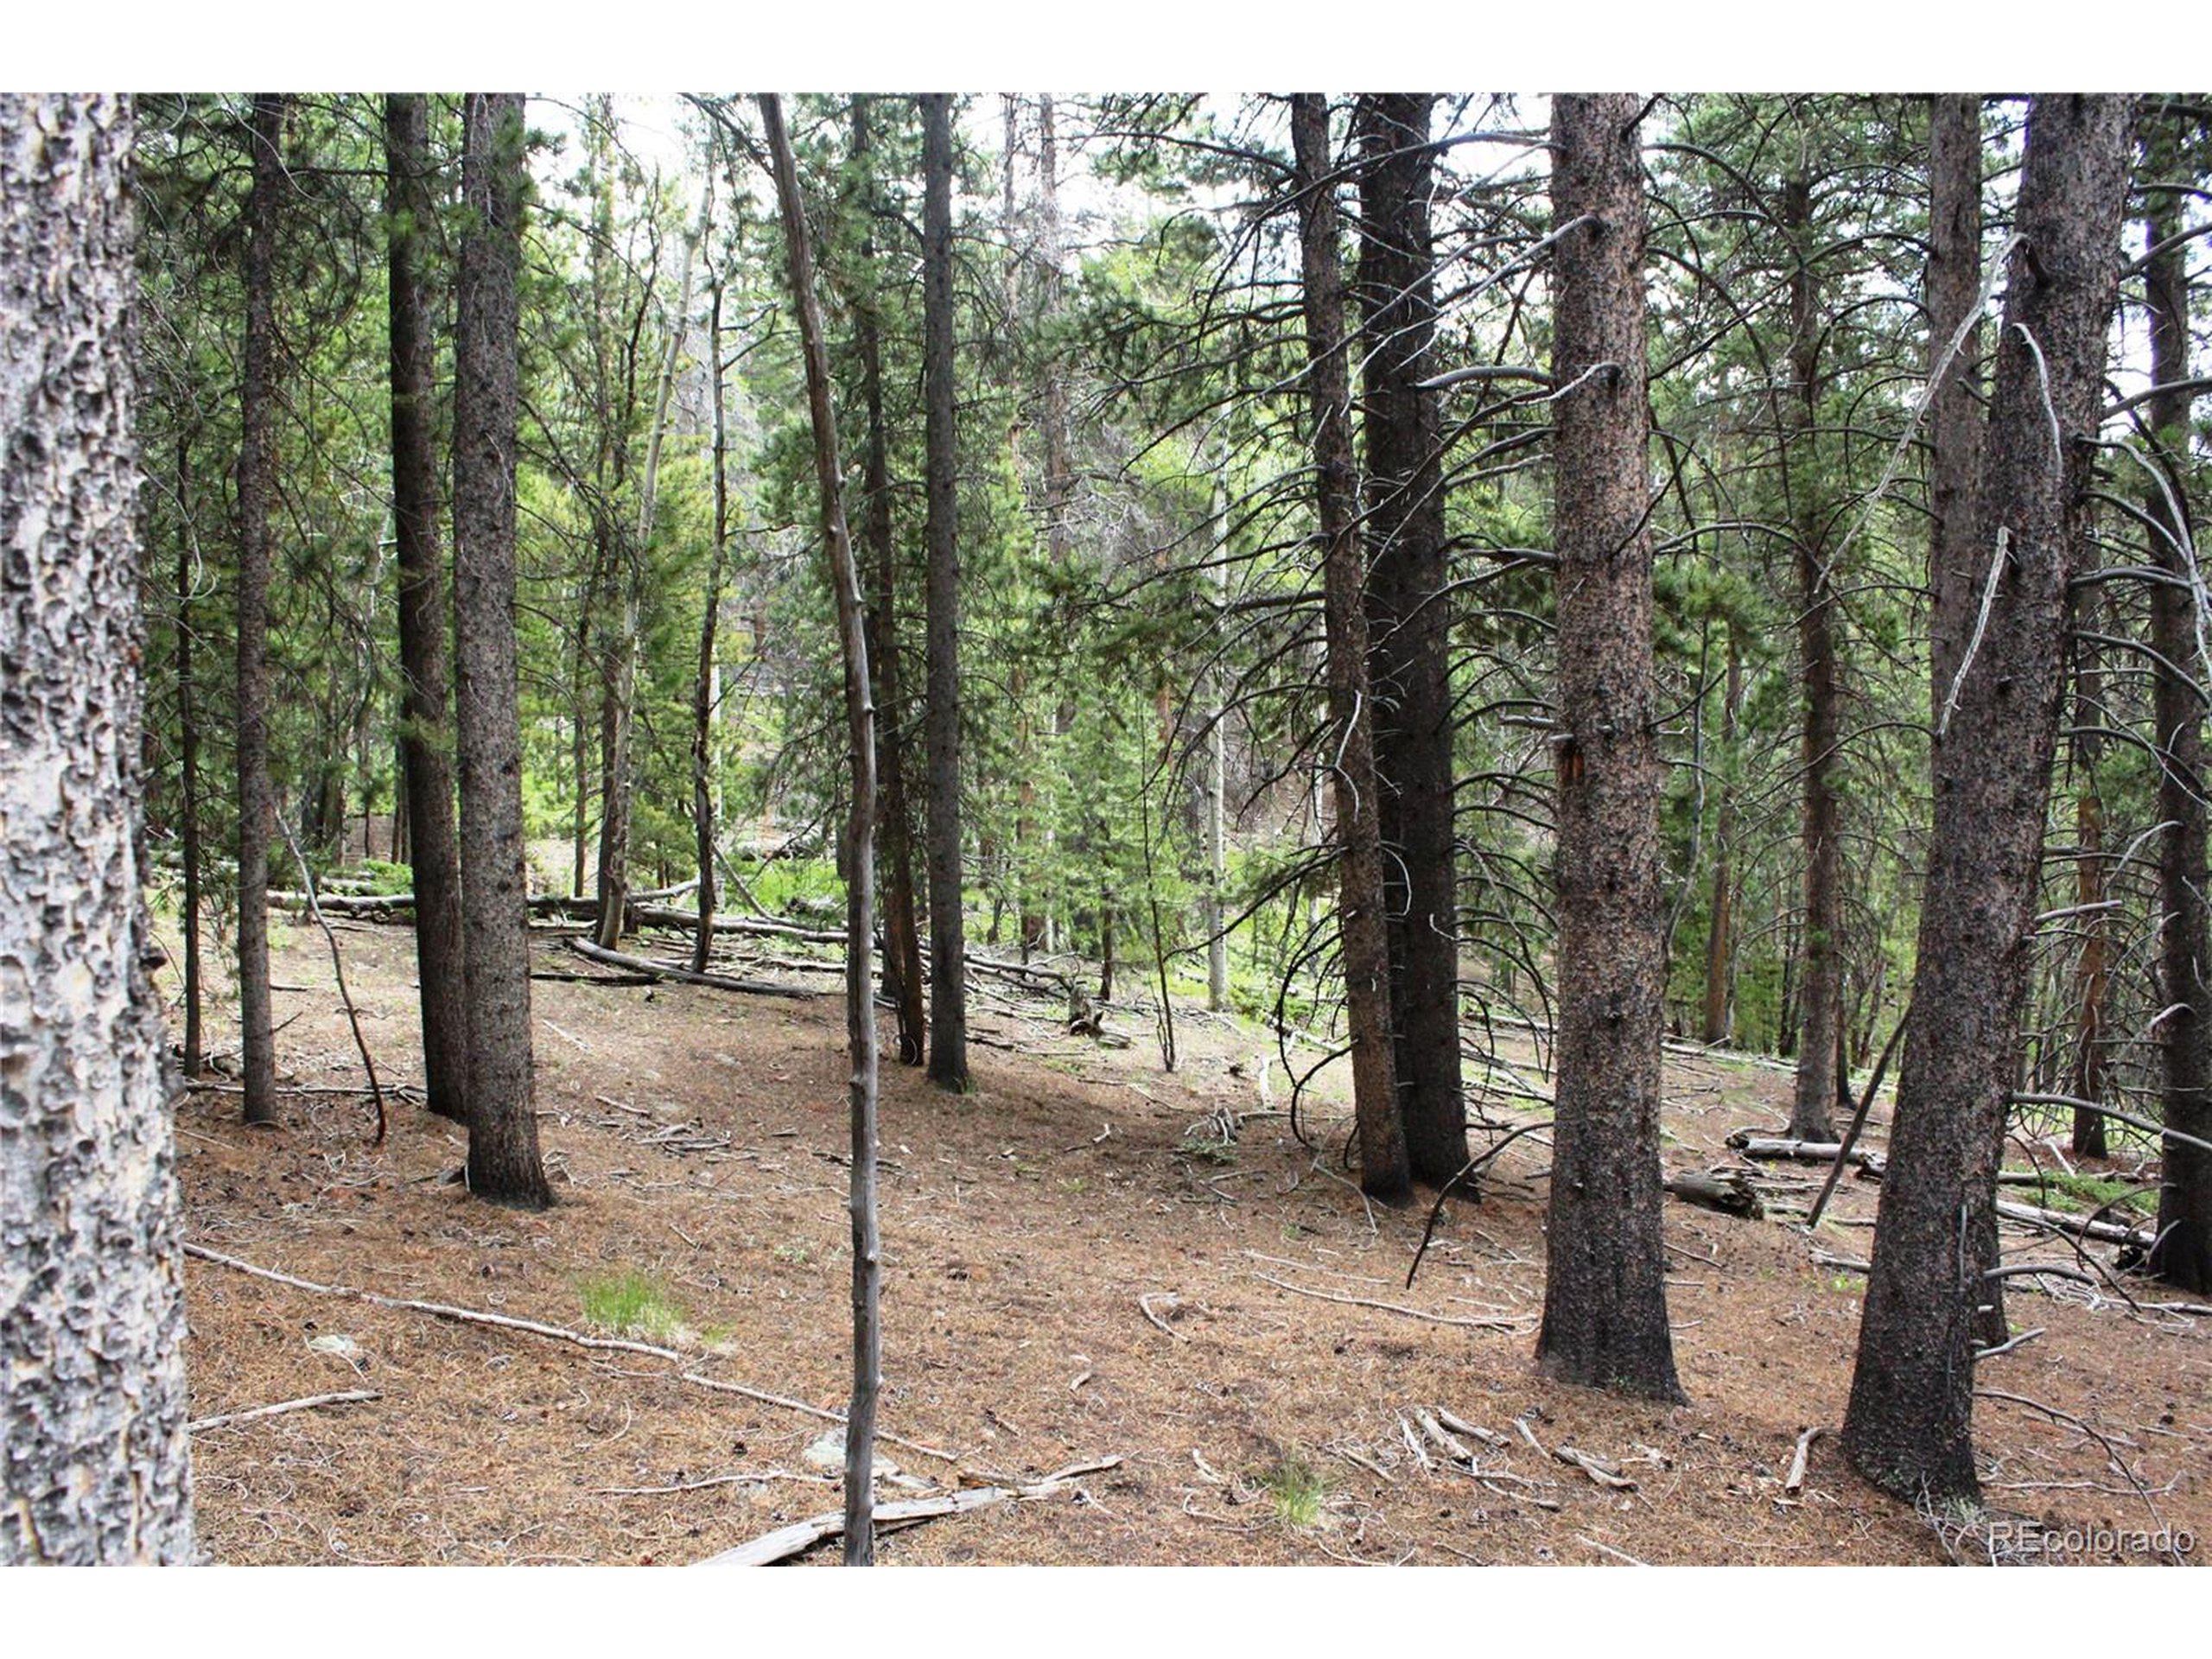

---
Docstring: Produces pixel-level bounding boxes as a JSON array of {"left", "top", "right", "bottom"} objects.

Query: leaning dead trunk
[
  {"left": 1536, "top": 92, "right": 1684, "bottom": 1402},
  {"left": 761, "top": 91, "right": 882, "bottom": 1569},
  {"left": 1, "top": 90, "right": 196, "bottom": 1564},
  {"left": 1842, "top": 93, "right": 2132, "bottom": 1508},
  {"left": 1293, "top": 92, "right": 1409, "bottom": 1203}
]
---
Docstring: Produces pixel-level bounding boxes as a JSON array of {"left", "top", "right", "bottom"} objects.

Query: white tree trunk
[{"left": 1, "top": 92, "right": 196, "bottom": 1563}]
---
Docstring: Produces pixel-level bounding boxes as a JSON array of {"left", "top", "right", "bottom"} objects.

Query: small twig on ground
[
  {"left": 1250, "top": 1271, "right": 1531, "bottom": 1332},
  {"left": 1576, "top": 1535, "right": 1649, "bottom": 1567},
  {"left": 1138, "top": 1292, "right": 1190, "bottom": 1342},
  {"left": 188, "top": 1389, "right": 379, "bottom": 1433}
]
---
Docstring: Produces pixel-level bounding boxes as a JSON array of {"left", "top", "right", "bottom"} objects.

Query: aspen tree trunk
[
  {"left": 922, "top": 93, "right": 969, "bottom": 1092},
  {"left": 1784, "top": 168, "right": 1840, "bottom": 1142},
  {"left": 1, "top": 90, "right": 196, "bottom": 1564},
  {"left": 385, "top": 92, "right": 470, "bottom": 1123},
  {"left": 235, "top": 92, "right": 286, "bottom": 1126},
  {"left": 1355, "top": 92, "right": 1467, "bottom": 1186},
  {"left": 451, "top": 92, "right": 551, "bottom": 1209},
  {"left": 1537, "top": 93, "right": 1684, "bottom": 1402},
  {"left": 2143, "top": 135, "right": 2212, "bottom": 1293},
  {"left": 851, "top": 96, "right": 928, "bottom": 1061},
  {"left": 1842, "top": 94, "right": 2133, "bottom": 1506},
  {"left": 1293, "top": 92, "right": 1408, "bottom": 1203},
  {"left": 760, "top": 92, "right": 882, "bottom": 1567}
]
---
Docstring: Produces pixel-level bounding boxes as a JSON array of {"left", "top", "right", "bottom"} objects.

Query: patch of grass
[
  {"left": 1177, "top": 1131, "right": 1236, "bottom": 1166},
  {"left": 772, "top": 1242, "right": 812, "bottom": 1267},
  {"left": 577, "top": 1270, "right": 689, "bottom": 1344},
  {"left": 1258, "top": 1455, "right": 1327, "bottom": 1529},
  {"left": 1828, "top": 1273, "right": 1866, "bottom": 1295},
  {"left": 2031, "top": 1173, "right": 2152, "bottom": 1217}
]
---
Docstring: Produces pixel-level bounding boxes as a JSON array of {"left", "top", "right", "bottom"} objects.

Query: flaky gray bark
[
  {"left": 235, "top": 92, "right": 285, "bottom": 1126},
  {"left": 452, "top": 93, "right": 551, "bottom": 1208},
  {"left": 760, "top": 92, "right": 881, "bottom": 1568},
  {"left": 922, "top": 93, "right": 969, "bottom": 1092},
  {"left": 1842, "top": 93, "right": 2133, "bottom": 1507},
  {"left": 1294, "top": 93, "right": 1408, "bottom": 1203},
  {"left": 2, "top": 91, "right": 195, "bottom": 1564},
  {"left": 1536, "top": 92, "right": 1683, "bottom": 1402},
  {"left": 385, "top": 92, "right": 468, "bottom": 1123}
]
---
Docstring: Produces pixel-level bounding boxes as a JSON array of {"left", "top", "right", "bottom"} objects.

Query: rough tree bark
[
  {"left": 1536, "top": 92, "right": 1684, "bottom": 1402},
  {"left": 1784, "top": 167, "right": 1840, "bottom": 1143},
  {"left": 385, "top": 92, "right": 469, "bottom": 1123},
  {"left": 234, "top": 92, "right": 286, "bottom": 1126},
  {"left": 2143, "top": 122, "right": 2212, "bottom": 1294},
  {"left": 850, "top": 96, "right": 927, "bottom": 1062},
  {"left": 760, "top": 91, "right": 882, "bottom": 1568},
  {"left": 451, "top": 92, "right": 552, "bottom": 1209},
  {"left": 174, "top": 433, "right": 206, "bottom": 1077},
  {"left": 1354, "top": 92, "right": 1468, "bottom": 1187},
  {"left": 1841, "top": 93, "right": 2133, "bottom": 1507},
  {"left": 922, "top": 92, "right": 969, "bottom": 1092},
  {"left": 1, "top": 90, "right": 196, "bottom": 1564},
  {"left": 1293, "top": 92, "right": 1409, "bottom": 1203},
  {"left": 2066, "top": 581, "right": 2110, "bottom": 1160},
  {"left": 1701, "top": 635, "right": 1743, "bottom": 1045}
]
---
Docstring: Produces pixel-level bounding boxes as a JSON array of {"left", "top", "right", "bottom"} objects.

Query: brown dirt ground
[{"left": 165, "top": 910, "right": 2211, "bottom": 1566}]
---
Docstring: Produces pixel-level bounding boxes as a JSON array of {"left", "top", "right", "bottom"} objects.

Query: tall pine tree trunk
[
  {"left": 851, "top": 96, "right": 928, "bottom": 1063},
  {"left": 1354, "top": 92, "right": 1467, "bottom": 1186},
  {"left": 2143, "top": 131, "right": 2212, "bottom": 1292},
  {"left": 1842, "top": 93, "right": 2132, "bottom": 1507},
  {"left": 385, "top": 92, "right": 469, "bottom": 1124},
  {"left": 1785, "top": 169, "right": 1841, "bottom": 1142},
  {"left": 694, "top": 248, "right": 728, "bottom": 976},
  {"left": 234, "top": 92, "right": 286, "bottom": 1126},
  {"left": 1701, "top": 635, "right": 1743, "bottom": 1046},
  {"left": 1536, "top": 92, "right": 1683, "bottom": 1402},
  {"left": 923, "top": 93, "right": 969, "bottom": 1092},
  {"left": 2067, "top": 585, "right": 2110, "bottom": 1160},
  {"left": 175, "top": 433, "right": 207, "bottom": 1077},
  {"left": 2, "top": 90, "right": 196, "bottom": 1564},
  {"left": 451, "top": 92, "right": 551, "bottom": 1209},
  {"left": 1294, "top": 93, "right": 1408, "bottom": 1202}
]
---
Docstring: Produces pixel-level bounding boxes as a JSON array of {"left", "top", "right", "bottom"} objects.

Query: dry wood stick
[
  {"left": 276, "top": 811, "right": 386, "bottom": 1143},
  {"left": 1784, "top": 1425, "right": 1822, "bottom": 1493},
  {"left": 181, "top": 1243, "right": 956, "bottom": 1463},
  {"left": 188, "top": 1388, "right": 379, "bottom": 1433},
  {"left": 1251, "top": 1271, "right": 1531, "bottom": 1332},
  {"left": 1806, "top": 1001, "right": 1910, "bottom": 1230}
]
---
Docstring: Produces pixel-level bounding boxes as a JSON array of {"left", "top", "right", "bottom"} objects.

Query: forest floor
[{"left": 166, "top": 908, "right": 2211, "bottom": 1566}]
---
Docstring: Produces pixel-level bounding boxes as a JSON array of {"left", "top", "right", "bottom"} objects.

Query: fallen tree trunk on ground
[
  {"left": 1727, "top": 1132, "right": 1886, "bottom": 1175},
  {"left": 1993, "top": 1198, "right": 2153, "bottom": 1249},
  {"left": 566, "top": 938, "right": 820, "bottom": 1000},
  {"left": 1663, "top": 1170, "right": 1765, "bottom": 1219}
]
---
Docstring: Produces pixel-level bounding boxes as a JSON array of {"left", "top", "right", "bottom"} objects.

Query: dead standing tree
[
  {"left": 1841, "top": 93, "right": 2133, "bottom": 1508},
  {"left": 760, "top": 92, "right": 883, "bottom": 1567},
  {"left": 1292, "top": 92, "right": 1409, "bottom": 1203}
]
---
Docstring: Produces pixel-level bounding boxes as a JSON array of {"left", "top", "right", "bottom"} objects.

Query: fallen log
[
  {"left": 1993, "top": 1197, "right": 2153, "bottom": 1250},
  {"left": 1663, "top": 1170, "right": 1765, "bottom": 1219},
  {"left": 1726, "top": 1132, "right": 1885, "bottom": 1176},
  {"left": 189, "top": 1389, "right": 380, "bottom": 1433},
  {"left": 566, "top": 938, "right": 819, "bottom": 1000},
  {"left": 630, "top": 903, "right": 844, "bottom": 945}
]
